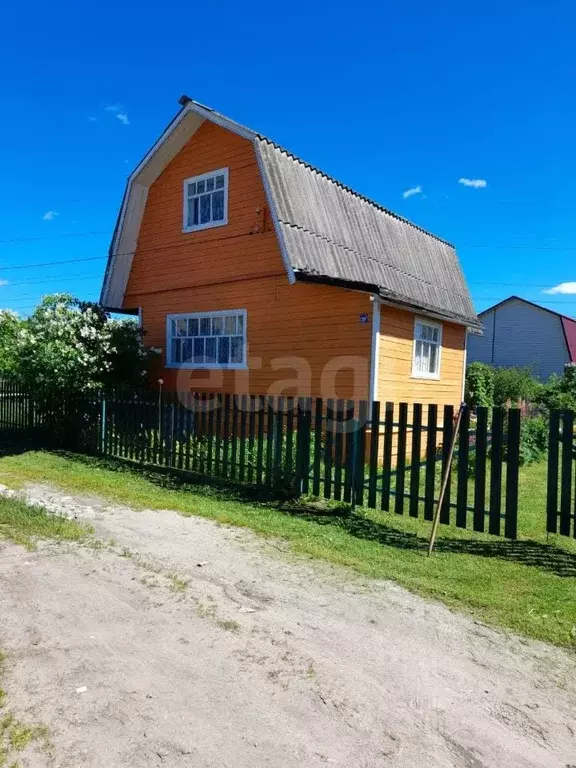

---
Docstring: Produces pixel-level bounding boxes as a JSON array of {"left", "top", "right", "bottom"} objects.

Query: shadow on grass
[
  {"left": 0, "top": 431, "right": 45, "bottom": 458},
  {"left": 32, "top": 450, "right": 576, "bottom": 580}
]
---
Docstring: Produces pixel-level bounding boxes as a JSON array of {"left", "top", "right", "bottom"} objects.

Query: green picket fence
[
  {"left": 546, "top": 410, "right": 576, "bottom": 538},
  {"left": 0, "top": 383, "right": 524, "bottom": 539}
]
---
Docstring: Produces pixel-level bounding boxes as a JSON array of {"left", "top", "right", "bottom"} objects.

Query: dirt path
[{"left": 0, "top": 484, "right": 575, "bottom": 768}]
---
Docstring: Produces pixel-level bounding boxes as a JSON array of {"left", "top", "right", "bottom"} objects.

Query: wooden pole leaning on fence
[{"left": 427, "top": 402, "right": 466, "bottom": 557}]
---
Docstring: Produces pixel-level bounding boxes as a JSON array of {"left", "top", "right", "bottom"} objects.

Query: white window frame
[
  {"left": 182, "top": 167, "right": 229, "bottom": 233},
  {"left": 166, "top": 309, "right": 247, "bottom": 370},
  {"left": 411, "top": 317, "right": 442, "bottom": 379}
]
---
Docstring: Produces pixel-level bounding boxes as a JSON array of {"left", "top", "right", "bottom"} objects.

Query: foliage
[
  {"left": 0, "top": 311, "right": 21, "bottom": 376},
  {"left": 465, "top": 362, "right": 495, "bottom": 408},
  {"left": 518, "top": 416, "right": 548, "bottom": 466},
  {"left": 493, "top": 366, "right": 539, "bottom": 407},
  {"left": 0, "top": 294, "right": 158, "bottom": 396},
  {"left": 466, "top": 363, "right": 541, "bottom": 408},
  {"left": 535, "top": 364, "right": 576, "bottom": 413}
]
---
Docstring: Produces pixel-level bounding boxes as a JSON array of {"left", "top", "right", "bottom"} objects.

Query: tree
[
  {"left": 536, "top": 364, "right": 576, "bottom": 412},
  {"left": 2, "top": 294, "right": 158, "bottom": 394}
]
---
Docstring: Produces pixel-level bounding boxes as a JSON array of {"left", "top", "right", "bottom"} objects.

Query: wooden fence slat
[
  {"left": 560, "top": 410, "right": 574, "bottom": 537},
  {"left": 440, "top": 404, "right": 454, "bottom": 524},
  {"left": 394, "top": 403, "right": 408, "bottom": 514},
  {"left": 312, "top": 398, "right": 323, "bottom": 496},
  {"left": 323, "top": 399, "right": 334, "bottom": 500},
  {"left": 222, "top": 394, "right": 231, "bottom": 478},
  {"left": 424, "top": 404, "right": 438, "bottom": 521},
  {"left": 239, "top": 394, "right": 248, "bottom": 482},
  {"left": 256, "top": 396, "right": 265, "bottom": 485},
  {"left": 473, "top": 407, "right": 488, "bottom": 533},
  {"left": 266, "top": 397, "right": 275, "bottom": 487},
  {"left": 367, "top": 400, "right": 381, "bottom": 509},
  {"left": 230, "top": 396, "right": 239, "bottom": 480},
  {"left": 274, "top": 397, "right": 285, "bottom": 489},
  {"left": 489, "top": 407, "right": 504, "bottom": 536},
  {"left": 505, "top": 408, "right": 520, "bottom": 539},
  {"left": 546, "top": 410, "right": 560, "bottom": 534},
  {"left": 343, "top": 400, "right": 355, "bottom": 504},
  {"left": 381, "top": 402, "right": 394, "bottom": 511},
  {"left": 331, "top": 400, "right": 343, "bottom": 501},
  {"left": 354, "top": 400, "right": 368, "bottom": 508},
  {"left": 456, "top": 406, "right": 470, "bottom": 529},
  {"left": 409, "top": 403, "right": 422, "bottom": 518},
  {"left": 248, "top": 395, "right": 256, "bottom": 483},
  {"left": 285, "top": 397, "right": 295, "bottom": 491}
]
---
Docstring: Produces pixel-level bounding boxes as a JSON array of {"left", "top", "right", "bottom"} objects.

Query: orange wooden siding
[{"left": 124, "top": 120, "right": 372, "bottom": 399}]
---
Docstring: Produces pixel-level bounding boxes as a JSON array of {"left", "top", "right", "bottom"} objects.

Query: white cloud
[
  {"left": 88, "top": 116, "right": 97, "bottom": 122},
  {"left": 458, "top": 177, "right": 487, "bottom": 189},
  {"left": 105, "top": 104, "right": 130, "bottom": 125},
  {"left": 0, "top": 280, "right": 9, "bottom": 287},
  {"left": 543, "top": 282, "right": 576, "bottom": 295},
  {"left": 42, "top": 210, "right": 58, "bottom": 221},
  {"left": 403, "top": 185, "right": 422, "bottom": 199}
]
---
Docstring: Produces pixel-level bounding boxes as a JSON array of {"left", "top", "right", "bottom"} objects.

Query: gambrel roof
[{"left": 102, "top": 98, "right": 480, "bottom": 328}]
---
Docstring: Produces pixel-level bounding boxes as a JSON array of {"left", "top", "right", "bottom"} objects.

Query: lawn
[
  {"left": 0, "top": 492, "right": 89, "bottom": 550},
  {"left": 0, "top": 450, "right": 574, "bottom": 649}
]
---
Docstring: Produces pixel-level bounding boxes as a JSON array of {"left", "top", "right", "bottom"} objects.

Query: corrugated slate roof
[
  {"left": 256, "top": 139, "right": 479, "bottom": 326},
  {"left": 102, "top": 98, "right": 480, "bottom": 327}
]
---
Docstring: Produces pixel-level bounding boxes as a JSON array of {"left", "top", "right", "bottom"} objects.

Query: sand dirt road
[{"left": 0, "top": 484, "right": 575, "bottom": 767}]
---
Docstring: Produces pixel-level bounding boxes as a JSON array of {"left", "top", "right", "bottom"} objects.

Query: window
[
  {"left": 412, "top": 319, "right": 442, "bottom": 378},
  {"left": 166, "top": 310, "right": 246, "bottom": 369},
  {"left": 183, "top": 168, "right": 228, "bottom": 232}
]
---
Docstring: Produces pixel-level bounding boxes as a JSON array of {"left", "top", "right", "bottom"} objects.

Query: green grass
[
  {"left": 0, "top": 450, "right": 574, "bottom": 649},
  {"left": 0, "top": 493, "right": 90, "bottom": 550}
]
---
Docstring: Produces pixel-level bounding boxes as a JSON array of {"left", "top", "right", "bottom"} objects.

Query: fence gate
[{"left": 546, "top": 410, "right": 576, "bottom": 537}]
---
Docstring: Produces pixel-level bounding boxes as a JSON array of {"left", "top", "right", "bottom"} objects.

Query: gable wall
[
  {"left": 124, "top": 120, "right": 372, "bottom": 399},
  {"left": 467, "top": 299, "right": 569, "bottom": 380}
]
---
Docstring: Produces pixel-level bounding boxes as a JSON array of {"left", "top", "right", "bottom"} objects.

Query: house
[
  {"left": 101, "top": 97, "right": 480, "bottom": 409},
  {"left": 467, "top": 296, "right": 576, "bottom": 380}
]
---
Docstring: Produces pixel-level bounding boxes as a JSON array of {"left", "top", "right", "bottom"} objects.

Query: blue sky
[{"left": 1, "top": 0, "right": 575, "bottom": 317}]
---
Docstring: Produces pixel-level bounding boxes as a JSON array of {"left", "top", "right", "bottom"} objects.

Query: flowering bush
[{"left": 0, "top": 294, "right": 158, "bottom": 395}]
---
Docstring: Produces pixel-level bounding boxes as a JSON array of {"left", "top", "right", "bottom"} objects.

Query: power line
[
  {"left": 0, "top": 230, "right": 110, "bottom": 245},
  {"left": 0, "top": 255, "right": 106, "bottom": 271}
]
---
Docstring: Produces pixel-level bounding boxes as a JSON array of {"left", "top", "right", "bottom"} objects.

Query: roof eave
[{"left": 293, "top": 272, "right": 481, "bottom": 330}]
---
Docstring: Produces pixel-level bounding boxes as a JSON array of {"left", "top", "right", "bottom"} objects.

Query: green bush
[
  {"left": 493, "top": 366, "right": 539, "bottom": 407},
  {"left": 518, "top": 416, "right": 548, "bottom": 466},
  {"left": 536, "top": 364, "right": 576, "bottom": 413},
  {"left": 465, "top": 362, "right": 495, "bottom": 408}
]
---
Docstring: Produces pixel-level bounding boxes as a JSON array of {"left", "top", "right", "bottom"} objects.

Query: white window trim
[
  {"left": 182, "top": 167, "right": 229, "bottom": 233},
  {"left": 165, "top": 309, "right": 247, "bottom": 370},
  {"left": 411, "top": 316, "right": 442, "bottom": 380}
]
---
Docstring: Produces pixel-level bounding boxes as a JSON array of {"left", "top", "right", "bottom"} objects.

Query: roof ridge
[
  {"left": 479, "top": 295, "right": 576, "bottom": 322},
  {"left": 258, "top": 137, "right": 454, "bottom": 249},
  {"left": 281, "top": 221, "right": 471, "bottom": 301}
]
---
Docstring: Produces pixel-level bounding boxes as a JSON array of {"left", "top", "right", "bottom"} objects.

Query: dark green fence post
[
  {"left": 455, "top": 405, "right": 470, "bottom": 529},
  {"left": 560, "top": 410, "right": 574, "bottom": 537},
  {"left": 546, "top": 410, "right": 560, "bottom": 534},
  {"left": 394, "top": 403, "right": 408, "bottom": 515},
  {"left": 440, "top": 405, "right": 454, "bottom": 524},
  {"left": 424, "top": 404, "right": 438, "bottom": 521},
  {"left": 505, "top": 408, "right": 520, "bottom": 539},
  {"left": 367, "top": 400, "right": 381, "bottom": 509},
  {"left": 354, "top": 400, "right": 369, "bottom": 508},
  {"left": 381, "top": 402, "right": 394, "bottom": 511},
  {"left": 489, "top": 407, "right": 504, "bottom": 536},
  {"left": 473, "top": 407, "right": 488, "bottom": 532}
]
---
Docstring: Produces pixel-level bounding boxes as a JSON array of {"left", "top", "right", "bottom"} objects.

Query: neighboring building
[
  {"left": 101, "top": 97, "right": 480, "bottom": 407},
  {"left": 468, "top": 296, "right": 576, "bottom": 380}
]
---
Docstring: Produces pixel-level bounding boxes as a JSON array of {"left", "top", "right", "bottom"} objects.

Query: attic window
[
  {"left": 183, "top": 168, "right": 228, "bottom": 232},
  {"left": 412, "top": 318, "right": 442, "bottom": 378},
  {"left": 166, "top": 310, "right": 247, "bottom": 369}
]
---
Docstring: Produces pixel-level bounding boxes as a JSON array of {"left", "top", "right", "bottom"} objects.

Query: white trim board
[{"left": 369, "top": 296, "right": 380, "bottom": 404}]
